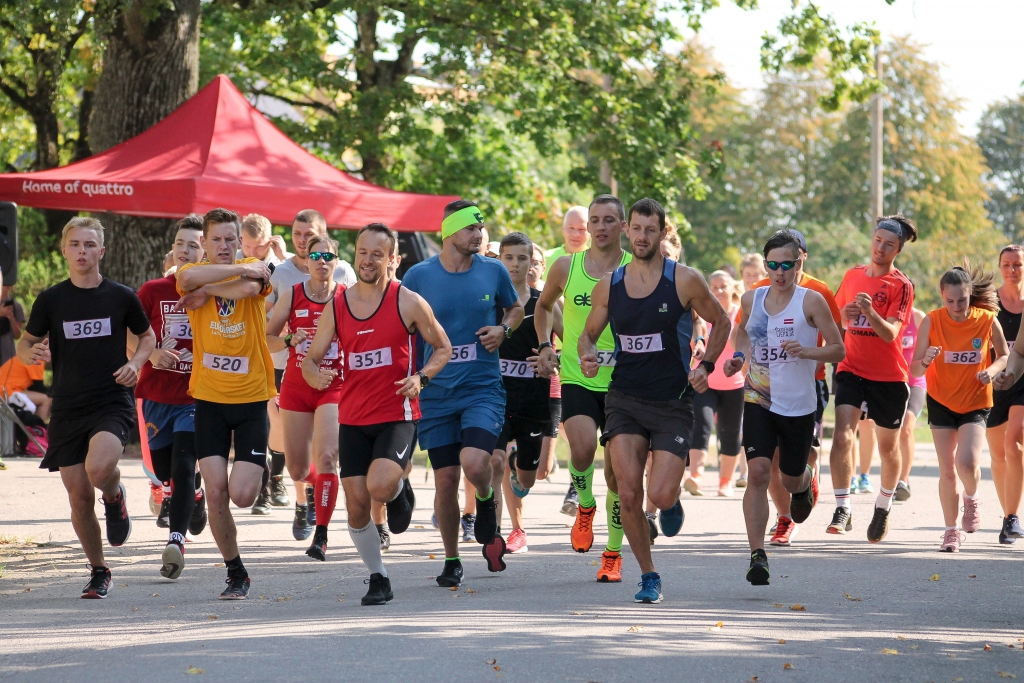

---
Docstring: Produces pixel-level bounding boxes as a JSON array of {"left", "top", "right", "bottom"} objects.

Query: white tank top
[{"left": 744, "top": 286, "right": 819, "bottom": 416}]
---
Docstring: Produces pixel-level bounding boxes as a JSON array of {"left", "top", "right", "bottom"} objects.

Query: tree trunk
[{"left": 89, "top": 0, "right": 201, "bottom": 288}]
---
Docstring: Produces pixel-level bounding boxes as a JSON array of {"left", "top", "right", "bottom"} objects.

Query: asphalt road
[{"left": 2, "top": 443, "right": 1023, "bottom": 683}]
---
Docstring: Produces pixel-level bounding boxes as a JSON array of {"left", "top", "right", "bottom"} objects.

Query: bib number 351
[
  {"left": 203, "top": 353, "right": 249, "bottom": 374},
  {"left": 350, "top": 347, "right": 392, "bottom": 370},
  {"left": 63, "top": 318, "right": 111, "bottom": 339}
]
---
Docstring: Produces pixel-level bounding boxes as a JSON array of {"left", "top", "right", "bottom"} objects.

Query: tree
[{"left": 978, "top": 95, "right": 1024, "bottom": 242}]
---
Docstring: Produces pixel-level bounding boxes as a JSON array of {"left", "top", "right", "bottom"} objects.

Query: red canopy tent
[{"left": 0, "top": 74, "right": 455, "bottom": 231}]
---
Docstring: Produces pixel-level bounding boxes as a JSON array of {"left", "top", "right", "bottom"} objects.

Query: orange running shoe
[
  {"left": 149, "top": 483, "right": 163, "bottom": 516},
  {"left": 571, "top": 505, "right": 596, "bottom": 553},
  {"left": 596, "top": 550, "right": 622, "bottom": 583}
]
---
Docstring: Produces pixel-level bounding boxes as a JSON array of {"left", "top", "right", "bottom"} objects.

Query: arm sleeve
[
  {"left": 24, "top": 290, "right": 50, "bottom": 338},
  {"left": 495, "top": 266, "right": 518, "bottom": 308},
  {"left": 124, "top": 289, "right": 153, "bottom": 335}
]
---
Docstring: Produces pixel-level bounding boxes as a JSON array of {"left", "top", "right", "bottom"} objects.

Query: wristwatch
[
  {"left": 416, "top": 371, "right": 430, "bottom": 388},
  {"left": 537, "top": 340, "right": 553, "bottom": 353},
  {"left": 501, "top": 323, "right": 512, "bottom": 338},
  {"left": 284, "top": 333, "right": 294, "bottom": 348},
  {"left": 699, "top": 360, "right": 715, "bottom": 374}
]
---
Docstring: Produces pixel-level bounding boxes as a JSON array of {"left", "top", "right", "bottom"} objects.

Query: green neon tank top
[{"left": 560, "top": 249, "right": 632, "bottom": 391}]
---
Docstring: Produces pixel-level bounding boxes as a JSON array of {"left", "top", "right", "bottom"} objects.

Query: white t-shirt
[{"left": 235, "top": 248, "right": 292, "bottom": 268}]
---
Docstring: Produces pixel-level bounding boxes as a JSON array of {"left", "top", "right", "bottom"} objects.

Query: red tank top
[
  {"left": 335, "top": 280, "right": 420, "bottom": 425},
  {"left": 283, "top": 282, "right": 343, "bottom": 389}
]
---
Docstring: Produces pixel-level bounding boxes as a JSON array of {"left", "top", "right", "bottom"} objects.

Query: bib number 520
[{"left": 203, "top": 353, "right": 249, "bottom": 374}]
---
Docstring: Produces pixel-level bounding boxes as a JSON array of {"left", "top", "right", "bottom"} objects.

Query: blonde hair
[
  {"left": 62, "top": 217, "right": 104, "bottom": 246},
  {"left": 709, "top": 269, "right": 742, "bottom": 307},
  {"left": 241, "top": 213, "right": 272, "bottom": 240}
]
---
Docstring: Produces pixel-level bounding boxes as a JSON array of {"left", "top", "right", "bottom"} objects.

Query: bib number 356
[
  {"left": 63, "top": 318, "right": 111, "bottom": 339},
  {"left": 450, "top": 344, "right": 478, "bottom": 363},
  {"left": 203, "top": 353, "right": 249, "bottom": 374}
]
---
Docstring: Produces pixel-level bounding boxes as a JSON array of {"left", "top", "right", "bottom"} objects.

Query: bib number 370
[
  {"left": 203, "top": 353, "right": 249, "bottom": 374},
  {"left": 63, "top": 318, "right": 111, "bottom": 339}
]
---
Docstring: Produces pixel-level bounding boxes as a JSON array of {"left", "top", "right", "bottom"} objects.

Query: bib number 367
[
  {"left": 618, "top": 333, "right": 663, "bottom": 353},
  {"left": 63, "top": 318, "right": 111, "bottom": 339},
  {"left": 203, "top": 353, "right": 249, "bottom": 374}
]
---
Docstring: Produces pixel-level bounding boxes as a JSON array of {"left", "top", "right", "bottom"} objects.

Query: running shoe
[
  {"left": 160, "top": 539, "right": 185, "bottom": 579},
  {"left": 939, "top": 528, "right": 964, "bottom": 553},
  {"left": 252, "top": 484, "right": 271, "bottom": 515},
  {"left": 769, "top": 516, "right": 797, "bottom": 546},
  {"left": 789, "top": 473, "right": 817, "bottom": 524},
  {"left": 101, "top": 482, "right": 132, "bottom": 547},
  {"left": 961, "top": 497, "right": 981, "bottom": 533},
  {"left": 219, "top": 571, "right": 250, "bottom": 600},
  {"left": 292, "top": 505, "right": 312, "bottom": 541},
  {"left": 81, "top": 565, "right": 111, "bottom": 599},
  {"left": 683, "top": 476, "right": 703, "bottom": 496},
  {"left": 377, "top": 524, "right": 391, "bottom": 552},
  {"left": 460, "top": 513, "right": 475, "bottom": 542},
  {"left": 857, "top": 473, "right": 874, "bottom": 494},
  {"left": 149, "top": 483, "right": 163, "bottom": 516},
  {"left": 571, "top": 504, "right": 597, "bottom": 552},
  {"left": 734, "top": 475, "right": 747, "bottom": 489},
  {"left": 509, "top": 467, "right": 530, "bottom": 498},
  {"left": 506, "top": 529, "right": 529, "bottom": 554},
  {"left": 561, "top": 485, "right": 579, "bottom": 516},
  {"left": 596, "top": 550, "right": 622, "bottom": 583},
  {"left": 361, "top": 573, "right": 394, "bottom": 605},
  {"left": 999, "top": 526, "right": 1017, "bottom": 545},
  {"left": 1005, "top": 514, "right": 1024, "bottom": 539},
  {"left": 849, "top": 476, "right": 861, "bottom": 494},
  {"left": 305, "top": 486, "right": 316, "bottom": 527},
  {"left": 156, "top": 497, "right": 171, "bottom": 528},
  {"left": 436, "top": 558, "right": 464, "bottom": 587},
  {"left": 866, "top": 507, "right": 890, "bottom": 543},
  {"left": 746, "top": 549, "right": 770, "bottom": 586},
  {"left": 189, "top": 488, "right": 208, "bottom": 536},
  {"left": 718, "top": 481, "right": 734, "bottom": 497},
  {"left": 826, "top": 507, "right": 853, "bottom": 534},
  {"left": 269, "top": 475, "right": 291, "bottom": 507},
  {"left": 386, "top": 478, "right": 416, "bottom": 534},
  {"left": 634, "top": 572, "right": 662, "bottom": 604},
  {"left": 482, "top": 535, "right": 507, "bottom": 572},
  {"left": 894, "top": 481, "right": 912, "bottom": 502},
  {"left": 431, "top": 513, "right": 439, "bottom": 530},
  {"left": 769, "top": 515, "right": 779, "bottom": 534},
  {"left": 306, "top": 526, "right": 328, "bottom": 561},
  {"left": 646, "top": 512, "right": 659, "bottom": 545},
  {"left": 0, "top": 455, "right": 6, "bottom": 470},
  {"left": 474, "top": 493, "right": 498, "bottom": 544},
  {"left": 659, "top": 498, "right": 685, "bottom": 538}
]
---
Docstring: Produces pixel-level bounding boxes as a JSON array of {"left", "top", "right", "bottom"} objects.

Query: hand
[
  {"left": 781, "top": 340, "right": 811, "bottom": 359},
  {"left": 176, "top": 287, "right": 210, "bottom": 311},
  {"left": 978, "top": 368, "right": 994, "bottom": 385},
  {"left": 922, "top": 345, "right": 941, "bottom": 367},
  {"left": 688, "top": 365, "right": 710, "bottom": 393},
  {"left": 0, "top": 303, "right": 14, "bottom": 319},
  {"left": 526, "top": 352, "right": 541, "bottom": 374},
  {"left": 291, "top": 329, "right": 309, "bottom": 347},
  {"left": 113, "top": 362, "right": 141, "bottom": 387},
  {"left": 150, "top": 348, "right": 180, "bottom": 370},
  {"left": 395, "top": 374, "right": 422, "bottom": 398},
  {"left": 722, "top": 357, "right": 744, "bottom": 377},
  {"left": 842, "top": 302, "right": 861, "bottom": 322},
  {"left": 28, "top": 338, "right": 50, "bottom": 364},
  {"left": 692, "top": 340, "right": 706, "bottom": 361},
  {"left": 269, "top": 235, "right": 288, "bottom": 261},
  {"left": 242, "top": 260, "right": 272, "bottom": 282},
  {"left": 476, "top": 325, "right": 505, "bottom": 352},
  {"left": 853, "top": 292, "right": 874, "bottom": 313},
  {"left": 995, "top": 370, "right": 1017, "bottom": 391},
  {"left": 535, "top": 346, "right": 559, "bottom": 378},
  {"left": 311, "top": 368, "right": 338, "bottom": 391},
  {"left": 579, "top": 351, "right": 599, "bottom": 378}
]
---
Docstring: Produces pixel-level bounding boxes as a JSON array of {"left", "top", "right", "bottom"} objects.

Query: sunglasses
[
  {"left": 765, "top": 260, "right": 797, "bottom": 272},
  {"left": 308, "top": 251, "right": 337, "bottom": 262}
]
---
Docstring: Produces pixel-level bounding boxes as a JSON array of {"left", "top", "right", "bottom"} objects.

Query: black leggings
[
  {"left": 150, "top": 432, "right": 199, "bottom": 537},
  {"left": 690, "top": 387, "right": 743, "bottom": 455}
]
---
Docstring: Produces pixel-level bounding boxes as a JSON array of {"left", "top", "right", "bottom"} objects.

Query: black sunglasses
[
  {"left": 309, "top": 251, "right": 337, "bottom": 262},
  {"left": 765, "top": 260, "right": 797, "bottom": 272}
]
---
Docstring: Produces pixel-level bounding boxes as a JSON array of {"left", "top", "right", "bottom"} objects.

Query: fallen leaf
[
  {"left": 896, "top": 635, "right": 907, "bottom": 641},
  {"left": 213, "top": 563, "right": 224, "bottom": 567},
  {"left": 429, "top": 554, "right": 436, "bottom": 559},
  {"left": 337, "top": 599, "right": 343, "bottom": 602},
  {"left": 910, "top": 645, "right": 919, "bottom": 650},
  {"left": 466, "top": 588, "right": 477, "bottom": 594},
  {"left": 131, "top": 606, "right": 138, "bottom": 611},
  {"left": 710, "top": 621, "right": 724, "bottom": 632},
  {"left": 773, "top": 603, "right": 784, "bottom": 608},
  {"left": 448, "top": 587, "right": 458, "bottom": 592},
  {"left": 949, "top": 654, "right": 957, "bottom": 658},
  {"left": 985, "top": 644, "right": 993, "bottom": 650},
  {"left": 749, "top": 678, "right": 759, "bottom": 682},
  {"left": 486, "top": 659, "right": 496, "bottom": 665},
  {"left": 929, "top": 574, "right": 940, "bottom": 581},
  {"left": 779, "top": 639, "right": 786, "bottom": 644},
  {"left": 843, "top": 593, "right": 861, "bottom": 601},
  {"left": 23, "top": 588, "right": 30, "bottom": 592},
  {"left": 276, "top": 597, "right": 290, "bottom": 602},
  {"left": 998, "top": 673, "right": 1016, "bottom": 679},
  {"left": 570, "top": 611, "right": 583, "bottom": 616},
  {"left": 882, "top": 648, "right": 898, "bottom": 655},
  {"left": 184, "top": 666, "right": 204, "bottom": 675},
  {"left": 259, "top": 595, "right": 266, "bottom": 600},
  {"left": 152, "top": 593, "right": 159, "bottom": 597},
  {"left": 783, "top": 663, "right": 793, "bottom": 670},
  {"left": 493, "top": 666, "right": 501, "bottom": 672},
  {"left": 969, "top": 574, "right": 977, "bottom": 578},
  {"left": 207, "top": 615, "right": 218, "bottom": 620},
  {"left": 591, "top": 560, "right": 600, "bottom": 566},
  {"left": 414, "top": 525, "right": 424, "bottom": 529},
  {"left": 789, "top": 604, "right": 806, "bottom": 611},
  {"left": 627, "top": 625, "right": 644, "bottom": 633},
  {"left": 953, "top": 678, "right": 963, "bottom": 682},
  {"left": 120, "top": 584, "right": 128, "bottom": 587},
  {"left": 1011, "top": 645, "right": 1017, "bottom": 649},
  {"left": 715, "top": 621, "right": 724, "bottom": 627},
  {"left": 781, "top": 575, "right": 789, "bottom": 578}
]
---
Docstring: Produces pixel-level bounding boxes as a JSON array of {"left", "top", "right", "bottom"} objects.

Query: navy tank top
[{"left": 608, "top": 258, "right": 693, "bottom": 401}]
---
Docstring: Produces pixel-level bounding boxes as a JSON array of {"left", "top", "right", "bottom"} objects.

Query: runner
[
  {"left": 175, "top": 208, "right": 276, "bottom": 599},
  {"left": 723, "top": 230, "right": 845, "bottom": 585},
  {"left": 579, "top": 198, "right": 731, "bottom": 603},
  {"left": 913, "top": 264, "right": 1007, "bottom": 552},
  {"left": 133, "top": 217, "right": 209, "bottom": 579},
  {"left": 402, "top": 200, "right": 523, "bottom": 585},
  {"left": 987, "top": 245, "right": 1024, "bottom": 544},
  {"left": 896, "top": 306, "right": 927, "bottom": 502},
  {"left": 238, "top": 213, "right": 291, "bottom": 265},
  {"left": 544, "top": 206, "right": 590, "bottom": 275},
  {"left": 265, "top": 234, "right": 344, "bottom": 559},
  {"left": 19, "top": 217, "right": 156, "bottom": 598},
  {"left": 303, "top": 222, "right": 451, "bottom": 603},
  {"left": 536, "top": 194, "right": 634, "bottom": 583},
  {"left": 739, "top": 253, "right": 767, "bottom": 293},
  {"left": 829, "top": 215, "right": 917, "bottom": 542},
  {"left": 527, "top": 246, "right": 563, "bottom": 483}
]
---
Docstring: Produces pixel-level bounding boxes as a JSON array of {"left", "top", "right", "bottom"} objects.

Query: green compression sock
[
  {"left": 569, "top": 462, "right": 596, "bottom": 509},
  {"left": 605, "top": 490, "right": 623, "bottom": 553},
  {"left": 475, "top": 487, "right": 493, "bottom": 502}
]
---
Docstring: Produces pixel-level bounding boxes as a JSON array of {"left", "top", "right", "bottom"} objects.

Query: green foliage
[{"left": 977, "top": 95, "right": 1024, "bottom": 243}]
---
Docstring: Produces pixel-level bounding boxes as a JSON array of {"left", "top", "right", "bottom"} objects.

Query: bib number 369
[
  {"left": 203, "top": 353, "right": 249, "bottom": 374},
  {"left": 63, "top": 318, "right": 111, "bottom": 339}
]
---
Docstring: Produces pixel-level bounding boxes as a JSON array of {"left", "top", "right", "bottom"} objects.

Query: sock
[
  {"left": 946, "top": 525, "right": 957, "bottom": 531},
  {"left": 225, "top": 556, "right": 246, "bottom": 575},
  {"left": 835, "top": 488, "right": 851, "bottom": 511},
  {"left": 964, "top": 492, "right": 978, "bottom": 500},
  {"left": 349, "top": 519, "right": 386, "bottom": 577},
  {"left": 270, "top": 449, "right": 286, "bottom": 477},
  {"left": 389, "top": 477, "right": 404, "bottom": 502},
  {"left": 304, "top": 463, "right": 318, "bottom": 486},
  {"left": 876, "top": 486, "right": 894, "bottom": 511},
  {"left": 605, "top": 491, "right": 623, "bottom": 553},
  {"left": 475, "top": 487, "right": 494, "bottom": 502},
  {"left": 898, "top": 479, "right": 908, "bottom": 488},
  {"left": 314, "top": 473, "right": 339, "bottom": 527},
  {"left": 169, "top": 531, "right": 185, "bottom": 546},
  {"left": 445, "top": 556, "right": 461, "bottom": 563},
  {"left": 778, "top": 513, "right": 792, "bottom": 521},
  {"left": 569, "top": 462, "right": 596, "bottom": 509}
]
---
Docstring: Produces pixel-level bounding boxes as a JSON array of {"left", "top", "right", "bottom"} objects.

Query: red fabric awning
[{"left": 0, "top": 75, "right": 455, "bottom": 231}]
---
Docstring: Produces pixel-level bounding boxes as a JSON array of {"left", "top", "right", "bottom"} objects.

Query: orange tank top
[{"left": 924, "top": 306, "right": 996, "bottom": 413}]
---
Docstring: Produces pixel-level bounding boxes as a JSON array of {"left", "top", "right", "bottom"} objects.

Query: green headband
[{"left": 441, "top": 206, "right": 485, "bottom": 239}]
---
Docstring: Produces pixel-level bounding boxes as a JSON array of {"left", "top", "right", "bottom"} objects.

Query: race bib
[
  {"left": 500, "top": 359, "right": 536, "bottom": 378},
  {"left": 1010, "top": 340, "right": 1016, "bottom": 351},
  {"left": 944, "top": 350, "right": 982, "bottom": 365},
  {"left": 63, "top": 318, "right": 111, "bottom": 339},
  {"left": 166, "top": 317, "right": 192, "bottom": 340},
  {"left": 618, "top": 333, "right": 663, "bottom": 353},
  {"left": 848, "top": 314, "right": 871, "bottom": 330},
  {"left": 450, "top": 344, "right": 478, "bottom": 363},
  {"left": 296, "top": 338, "right": 339, "bottom": 360},
  {"left": 753, "top": 345, "right": 795, "bottom": 364},
  {"left": 595, "top": 350, "right": 616, "bottom": 367},
  {"left": 350, "top": 347, "right": 392, "bottom": 370},
  {"left": 203, "top": 353, "right": 249, "bottom": 374},
  {"left": 901, "top": 335, "right": 914, "bottom": 349}
]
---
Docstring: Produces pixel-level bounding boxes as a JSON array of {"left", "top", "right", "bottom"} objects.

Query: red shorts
[{"left": 278, "top": 380, "right": 341, "bottom": 413}]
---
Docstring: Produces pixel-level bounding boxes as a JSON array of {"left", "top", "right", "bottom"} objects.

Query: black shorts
[
  {"left": 495, "top": 413, "right": 550, "bottom": 471},
  {"left": 339, "top": 421, "right": 417, "bottom": 478},
  {"left": 274, "top": 369, "right": 284, "bottom": 392},
  {"left": 813, "top": 378, "right": 830, "bottom": 448},
  {"left": 742, "top": 403, "right": 815, "bottom": 477},
  {"left": 562, "top": 383, "right": 606, "bottom": 431},
  {"left": 691, "top": 387, "right": 743, "bottom": 455},
  {"left": 834, "top": 371, "right": 909, "bottom": 430},
  {"left": 546, "top": 397, "right": 562, "bottom": 438},
  {"left": 989, "top": 381, "right": 1024, "bottom": 427},
  {"left": 41, "top": 403, "right": 134, "bottom": 472},
  {"left": 194, "top": 399, "right": 269, "bottom": 466},
  {"left": 927, "top": 395, "right": 990, "bottom": 430},
  {"left": 601, "top": 389, "right": 693, "bottom": 460}
]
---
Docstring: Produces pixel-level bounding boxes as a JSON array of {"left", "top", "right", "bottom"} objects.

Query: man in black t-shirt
[{"left": 19, "top": 217, "right": 155, "bottom": 600}]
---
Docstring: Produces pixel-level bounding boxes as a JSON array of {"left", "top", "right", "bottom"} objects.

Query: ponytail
[{"left": 939, "top": 260, "right": 997, "bottom": 312}]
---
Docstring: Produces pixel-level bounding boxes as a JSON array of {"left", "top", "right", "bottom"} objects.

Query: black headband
[{"left": 875, "top": 218, "right": 906, "bottom": 246}]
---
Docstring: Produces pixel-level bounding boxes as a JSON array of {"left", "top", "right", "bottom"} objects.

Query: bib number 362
[
  {"left": 618, "top": 333, "right": 663, "bottom": 353},
  {"left": 63, "top": 318, "right": 111, "bottom": 339},
  {"left": 203, "top": 353, "right": 249, "bottom": 374},
  {"left": 450, "top": 344, "right": 478, "bottom": 363},
  {"left": 944, "top": 350, "right": 982, "bottom": 365}
]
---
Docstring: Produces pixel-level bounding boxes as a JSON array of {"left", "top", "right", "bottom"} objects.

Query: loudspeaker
[{"left": 0, "top": 202, "right": 17, "bottom": 285}]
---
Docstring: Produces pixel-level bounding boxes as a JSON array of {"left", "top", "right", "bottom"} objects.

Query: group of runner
[{"left": 21, "top": 192, "right": 1024, "bottom": 605}]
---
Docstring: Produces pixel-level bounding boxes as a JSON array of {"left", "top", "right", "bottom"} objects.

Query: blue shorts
[
  {"left": 417, "top": 391, "right": 505, "bottom": 450},
  {"left": 142, "top": 400, "right": 196, "bottom": 451}
]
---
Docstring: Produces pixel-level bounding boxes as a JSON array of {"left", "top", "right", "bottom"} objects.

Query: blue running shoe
[
  {"left": 431, "top": 513, "right": 439, "bottom": 529},
  {"left": 849, "top": 476, "right": 861, "bottom": 494},
  {"left": 634, "top": 572, "right": 662, "bottom": 604},
  {"left": 509, "top": 468, "right": 530, "bottom": 498},
  {"left": 857, "top": 473, "right": 874, "bottom": 494},
  {"left": 659, "top": 498, "right": 685, "bottom": 537}
]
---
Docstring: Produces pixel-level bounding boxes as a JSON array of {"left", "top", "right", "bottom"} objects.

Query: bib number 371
[
  {"left": 63, "top": 318, "right": 111, "bottom": 339},
  {"left": 203, "top": 353, "right": 249, "bottom": 374}
]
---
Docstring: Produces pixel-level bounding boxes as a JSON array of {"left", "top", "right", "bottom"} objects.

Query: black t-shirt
[
  {"left": 498, "top": 288, "right": 548, "bottom": 414},
  {"left": 26, "top": 278, "right": 151, "bottom": 416}
]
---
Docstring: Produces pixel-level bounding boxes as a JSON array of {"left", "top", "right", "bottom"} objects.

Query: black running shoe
[
  {"left": 269, "top": 475, "right": 291, "bottom": 507},
  {"left": 436, "top": 558, "right": 464, "bottom": 587},
  {"left": 306, "top": 526, "right": 328, "bottom": 561},
  {"left": 1006, "top": 514, "right": 1024, "bottom": 539},
  {"left": 866, "top": 507, "right": 890, "bottom": 543},
  {"left": 377, "top": 524, "right": 391, "bottom": 552},
  {"left": 156, "top": 497, "right": 171, "bottom": 528},
  {"left": 160, "top": 539, "right": 185, "bottom": 580},
  {"left": 189, "top": 488, "right": 208, "bottom": 536},
  {"left": 219, "top": 571, "right": 251, "bottom": 600},
  {"left": 1000, "top": 524, "right": 1017, "bottom": 545},
  {"left": 894, "top": 481, "right": 912, "bottom": 502},
  {"left": 102, "top": 482, "right": 132, "bottom": 547},
  {"left": 386, "top": 478, "right": 415, "bottom": 534},
  {"left": 361, "top": 573, "right": 394, "bottom": 605},
  {"left": 659, "top": 498, "right": 685, "bottom": 537},
  {"left": 292, "top": 505, "right": 312, "bottom": 541},
  {"left": 474, "top": 493, "right": 498, "bottom": 544},
  {"left": 789, "top": 485, "right": 816, "bottom": 524},
  {"left": 252, "top": 484, "right": 271, "bottom": 516},
  {"left": 305, "top": 486, "right": 316, "bottom": 526},
  {"left": 560, "top": 485, "right": 579, "bottom": 517},
  {"left": 826, "top": 507, "right": 853, "bottom": 534},
  {"left": 482, "top": 535, "right": 507, "bottom": 573},
  {"left": 460, "top": 513, "right": 475, "bottom": 542},
  {"left": 81, "top": 565, "right": 111, "bottom": 599},
  {"left": 646, "top": 512, "right": 659, "bottom": 545},
  {"left": 746, "top": 549, "right": 770, "bottom": 586}
]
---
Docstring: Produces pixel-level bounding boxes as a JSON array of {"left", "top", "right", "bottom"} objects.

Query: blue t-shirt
[{"left": 402, "top": 254, "right": 518, "bottom": 399}]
